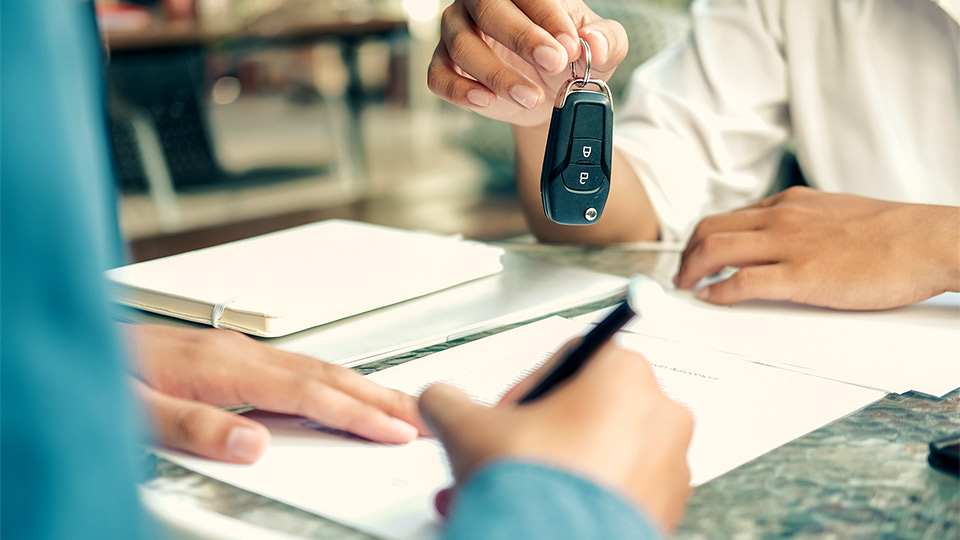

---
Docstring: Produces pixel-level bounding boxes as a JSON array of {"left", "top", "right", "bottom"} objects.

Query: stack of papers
[
  {"left": 117, "top": 249, "right": 630, "bottom": 367},
  {"left": 577, "top": 279, "right": 960, "bottom": 396},
  {"left": 159, "top": 317, "right": 885, "bottom": 539},
  {"left": 266, "top": 252, "right": 629, "bottom": 366}
]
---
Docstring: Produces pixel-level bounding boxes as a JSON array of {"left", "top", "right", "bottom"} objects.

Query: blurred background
[{"left": 97, "top": 0, "right": 692, "bottom": 261}]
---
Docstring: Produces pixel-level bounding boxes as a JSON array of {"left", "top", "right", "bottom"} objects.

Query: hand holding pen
[{"left": 418, "top": 277, "right": 695, "bottom": 533}]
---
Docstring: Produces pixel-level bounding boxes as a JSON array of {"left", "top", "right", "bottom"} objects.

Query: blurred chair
[{"left": 109, "top": 48, "right": 221, "bottom": 191}]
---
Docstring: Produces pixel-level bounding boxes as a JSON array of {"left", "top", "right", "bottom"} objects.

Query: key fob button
[
  {"left": 572, "top": 103, "right": 606, "bottom": 139},
  {"left": 571, "top": 138, "right": 601, "bottom": 165},
  {"left": 562, "top": 165, "right": 604, "bottom": 192}
]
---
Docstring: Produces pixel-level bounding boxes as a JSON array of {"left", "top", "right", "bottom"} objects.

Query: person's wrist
[
  {"left": 939, "top": 207, "right": 960, "bottom": 292},
  {"left": 512, "top": 121, "right": 551, "bottom": 141},
  {"left": 922, "top": 204, "right": 960, "bottom": 293}
]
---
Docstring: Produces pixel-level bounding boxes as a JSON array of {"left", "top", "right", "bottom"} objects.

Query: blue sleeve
[
  {"left": 0, "top": 2, "right": 151, "bottom": 540},
  {"left": 443, "top": 461, "right": 663, "bottom": 540}
]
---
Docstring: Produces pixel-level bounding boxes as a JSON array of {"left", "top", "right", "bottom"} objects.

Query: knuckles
[
  {"left": 317, "top": 363, "right": 354, "bottom": 387},
  {"left": 728, "top": 268, "right": 755, "bottom": 294},
  {"left": 510, "top": 25, "right": 542, "bottom": 60},
  {"left": 425, "top": 60, "right": 442, "bottom": 93},
  {"left": 439, "top": 6, "right": 466, "bottom": 46},
  {"left": 484, "top": 67, "right": 516, "bottom": 95},
  {"left": 198, "top": 328, "right": 246, "bottom": 351},
  {"left": 765, "top": 203, "right": 813, "bottom": 228},
  {"left": 526, "top": 3, "right": 568, "bottom": 30},
  {"left": 286, "top": 376, "right": 332, "bottom": 418},
  {"left": 780, "top": 185, "right": 813, "bottom": 200},
  {"left": 695, "top": 233, "right": 727, "bottom": 260},
  {"left": 446, "top": 32, "right": 475, "bottom": 64},
  {"left": 426, "top": 56, "right": 461, "bottom": 102},
  {"left": 686, "top": 217, "right": 719, "bottom": 252},
  {"left": 439, "top": 4, "right": 458, "bottom": 30},
  {"left": 171, "top": 405, "right": 210, "bottom": 445},
  {"left": 469, "top": 0, "right": 497, "bottom": 27}
]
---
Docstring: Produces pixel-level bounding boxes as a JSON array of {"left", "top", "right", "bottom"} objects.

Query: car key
[{"left": 540, "top": 39, "right": 614, "bottom": 225}]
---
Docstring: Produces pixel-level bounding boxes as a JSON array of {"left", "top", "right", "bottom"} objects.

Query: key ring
[{"left": 570, "top": 37, "right": 592, "bottom": 86}]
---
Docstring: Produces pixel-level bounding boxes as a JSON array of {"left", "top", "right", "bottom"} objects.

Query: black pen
[{"left": 518, "top": 276, "right": 644, "bottom": 404}]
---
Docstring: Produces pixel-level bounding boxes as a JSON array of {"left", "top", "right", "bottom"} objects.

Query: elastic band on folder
[{"left": 211, "top": 301, "right": 232, "bottom": 328}]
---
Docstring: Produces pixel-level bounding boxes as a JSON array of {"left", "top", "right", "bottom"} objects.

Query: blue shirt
[
  {"left": 1, "top": 2, "right": 149, "bottom": 540},
  {"left": 0, "top": 2, "right": 661, "bottom": 539},
  {"left": 447, "top": 461, "right": 661, "bottom": 539}
]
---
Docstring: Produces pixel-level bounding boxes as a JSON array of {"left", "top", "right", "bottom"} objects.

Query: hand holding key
[{"left": 427, "top": 0, "right": 628, "bottom": 128}]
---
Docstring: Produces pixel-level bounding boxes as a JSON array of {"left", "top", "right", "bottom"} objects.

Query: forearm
[
  {"left": 512, "top": 123, "right": 659, "bottom": 244},
  {"left": 928, "top": 204, "right": 960, "bottom": 293}
]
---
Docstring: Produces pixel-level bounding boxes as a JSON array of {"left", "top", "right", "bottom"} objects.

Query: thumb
[
  {"left": 135, "top": 380, "right": 270, "bottom": 464},
  {"left": 419, "top": 383, "right": 484, "bottom": 444},
  {"left": 419, "top": 383, "right": 498, "bottom": 481}
]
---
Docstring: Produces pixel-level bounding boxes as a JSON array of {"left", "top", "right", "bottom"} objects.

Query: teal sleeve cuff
[{"left": 443, "top": 460, "right": 663, "bottom": 540}]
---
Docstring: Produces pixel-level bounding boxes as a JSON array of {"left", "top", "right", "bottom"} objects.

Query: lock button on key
[
  {"left": 562, "top": 164, "right": 604, "bottom": 192},
  {"left": 571, "top": 138, "right": 601, "bottom": 165}
]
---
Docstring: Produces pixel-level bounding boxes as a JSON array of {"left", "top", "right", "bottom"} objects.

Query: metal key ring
[{"left": 570, "top": 37, "right": 592, "bottom": 86}]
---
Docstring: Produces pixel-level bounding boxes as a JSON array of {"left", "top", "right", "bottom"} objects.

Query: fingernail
[
  {"left": 556, "top": 33, "right": 577, "bottom": 57},
  {"left": 227, "top": 427, "right": 267, "bottom": 462},
  {"left": 697, "top": 287, "right": 711, "bottom": 301},
  {"left": 533, "top": 45, "right": 563, "bottom": 72},
  {"left": 388, "top": 418, "right": 419, "bottom": 441},
  {"left": 467, "top": 89, "right": 492, "bottom": 108},
  {"left": 673, "top": 274, "right": 680, "bottom": 287},
  {"left": 585, "top": 29, "right": 608, "bottom": 56},
  {"left": 509, "top": 85, "right": 539, "bottom": 109}
]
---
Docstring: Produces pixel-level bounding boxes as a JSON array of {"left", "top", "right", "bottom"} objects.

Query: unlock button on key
[
  {"left": 562, "top": 164, "right": 604, "bottom": 192},
  {"left": 571, "top": 138, "right": 601, "bottom": 165}
]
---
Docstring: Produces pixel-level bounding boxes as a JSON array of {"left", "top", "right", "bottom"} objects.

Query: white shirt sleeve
[{"left": 615, "top": 0, "right": 791, "bottom": 242}]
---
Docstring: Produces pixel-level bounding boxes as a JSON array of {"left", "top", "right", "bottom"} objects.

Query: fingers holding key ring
[{"left": 570, "top": 37, "right": 592, "bottom": 86}]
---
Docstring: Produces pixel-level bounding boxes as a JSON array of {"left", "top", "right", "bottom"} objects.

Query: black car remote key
[{"left": 540, "top": 39, "right": 613, "bottom": 225}]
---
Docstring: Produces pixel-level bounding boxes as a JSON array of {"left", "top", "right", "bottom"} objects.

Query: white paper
[
  {"left": 268, "top": 252, "right": 628, "bottom": 367},
  {"left": 576, "top": 281, "right": 960, "bottom": 396},
  {"left": 108, "top": 220, "right": 505, "bottom": 336},
  {"left": 118, "top": 253, "right": 629, "bottom": 367},
  {"left": 613, "top": 332, "right": 884, "bottom": 485},
  {"left": 160, "top": 317, "right": 883, "bottom": 539},
  {"left": 159, "top": 320, "right": 574, "bottom": 539}
]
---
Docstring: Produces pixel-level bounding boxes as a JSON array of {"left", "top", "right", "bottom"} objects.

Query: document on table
[
  {"left": 119, "top": 252, "right": 629, "bottom": 367},
  {"left": 158, "top": 317, "right": 884, "bottom": 540},
  {"left": 575, "top": 278, "right": 960, "bottom": 396},
  {"left": 107, "top": 220, "right": 506, "bottom": 337}
]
